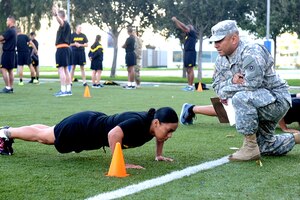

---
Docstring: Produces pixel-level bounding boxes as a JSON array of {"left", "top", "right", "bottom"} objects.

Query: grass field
[{"left": 1, "top": 79, "right": 300, "bottom": 200}]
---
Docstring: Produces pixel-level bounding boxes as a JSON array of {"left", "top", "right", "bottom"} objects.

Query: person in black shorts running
[
  {"left": 172, "top": 17, "right": 197, "bottom": 91},
  {"left": 122, "top": 27, "right": 136, "bottom": 89},
  {"left": 0, "top": 107, "right": 178, "bottom": 169},
  {"left": 0, "top": 16, "right": 17, "bottom": 93}
]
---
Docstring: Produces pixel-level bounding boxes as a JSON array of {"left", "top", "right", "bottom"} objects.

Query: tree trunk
[{"left": 110, "top": 32, "right": 119, "bottom": 78}]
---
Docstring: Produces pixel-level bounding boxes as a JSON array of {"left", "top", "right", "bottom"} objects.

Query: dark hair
[
  {"left": 58, "top": 10, "right": 65, "bottom": 18},
  {"left": 91, "top": 35, "right": 101, "bottom": 49},
  {"left": 148, "top": 107, "right": 178, "bottom": 123},
  {"left": 30, "top": 32, "right": 36, "bottom": 36},
  {"left": 127, "top": 27, "right": 133, "bottom": 33}
]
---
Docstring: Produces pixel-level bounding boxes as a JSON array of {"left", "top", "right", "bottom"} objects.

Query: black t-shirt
[
  {"left": 2, "top": 26, "right": 17, "bottom": 51},
  {"left": 29, "top": 39, "right": 39, "bottom": 51},
  {"left": 17, "top": 34, "right": 30, "bottom": 52},
  {"left": 284, "top": 98, "right": 300, "bottom": 124},
  {"left": 55, "top": 21, "right": 71, "bottom": 45},
  {"left": 54, "top": 111, "right": 154, "bottom": 153},
  {"left": 184, "top": 29, "right": 197, "bottom": 52},
  {"left": 70, "top": 32, "right": 88, "bottom": 51},
  {"left": 125, "top": 35, "right": 135, "bottom": 53}
]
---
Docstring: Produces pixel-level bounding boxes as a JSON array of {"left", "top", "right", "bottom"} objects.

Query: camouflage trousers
[
  {"left": 134, "top": 59, "right": 141, "bottom": 85},
  {"left": 232, "top": 91, "right": 295, "bottom": 156}
]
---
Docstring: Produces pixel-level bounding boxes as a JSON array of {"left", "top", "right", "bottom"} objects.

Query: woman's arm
[
  {"left": 155, "top": 139, "right": 173, "bottom": 162},
  {"left": 107, "top": 126, "right": 144, "bottom": 169},
  {"left": 278, "top": 118, "right": 300, "bottom": 133}
]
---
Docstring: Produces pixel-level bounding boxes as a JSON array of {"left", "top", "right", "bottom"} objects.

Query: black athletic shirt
[
  {"left": 184, "top": 29, "right": 197, "bottom": 52},
  {"left": 55, "top": 21, "right": 71, "bottom": 45},
  {"left": 70, "top": 32, "right": 88, "bottom": 51},
  {"left": 54, "top": 111, "right": 154, "bottom": 153},
  {"left": 2, "top": 26, "right": 16, "bottom": 51},
  {"left": 17, "top": 34, "right": 30, "bottom": 52},
  {"left": 125, "top": 35, "right": 135, "bottom": 53}
]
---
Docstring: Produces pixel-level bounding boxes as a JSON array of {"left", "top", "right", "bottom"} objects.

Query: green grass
[{"left": 0, "top": 80, "right": 300, "bottom": 200}]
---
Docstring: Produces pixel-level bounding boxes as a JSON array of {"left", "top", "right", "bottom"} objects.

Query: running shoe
[
  {"left": 54, "top": 91, "right": 68, "bottom": 97},
  {"left": 0, "top": 126, "right": 13, "bottom": 155},
  {"left": 18, "top": 81, "right": 24, "bottom": 86},
  {"left": 33, "top": 79, "right": 39, "bottom": 84},
  {"left": 123, "top": 85, "right": 136, "bottom": 90},
  {"left": 179, "top": 103, "right": 196, "bottom": 125},
  {"left": 182, "top": 86, "right": 194, "bottom": 92},
  {"left": 0, "top": 87, "right": 13, "bottom": 93}
]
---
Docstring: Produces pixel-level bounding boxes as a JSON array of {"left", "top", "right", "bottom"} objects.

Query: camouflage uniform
[
  {"left": 212, "top": 37, "right": 294, "bottom": 156},
  {"left": 134, "top": 36, "right": 143, "bottom": 86}
]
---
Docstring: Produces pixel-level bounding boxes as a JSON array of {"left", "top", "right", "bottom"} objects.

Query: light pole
[
  {"left": 67, "top": 0, "right": 70, "bottom": 23},
  {"left": 264, "top": 0, "right": 271, "bottom": 52}
]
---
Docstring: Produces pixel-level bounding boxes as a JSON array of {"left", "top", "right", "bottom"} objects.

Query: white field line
[{"left": 86, "top": 156, "right": 229, "bottom": 200}]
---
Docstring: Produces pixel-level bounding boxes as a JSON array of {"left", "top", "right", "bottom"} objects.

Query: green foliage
[{"left": 0, "top": 0, "right": 53, "bottom": 33}]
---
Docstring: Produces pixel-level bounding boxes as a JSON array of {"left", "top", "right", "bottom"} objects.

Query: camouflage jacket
[{"left": 212, "top": 40, "right": 291, "bottom": 106}]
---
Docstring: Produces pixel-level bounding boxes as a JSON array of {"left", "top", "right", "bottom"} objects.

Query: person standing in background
[
  {"left": 133, "top": 28, "right": 143, "bottom": 88},
  {"left": 122, "top": 27, "right": 136, "bottom": 89},
  {"left": 172, "top": 16, "right": 197, "bottom": 92},
  {"left": 16, "top": 28, "right": 37, "bottom": 86},
  {"left": 70, "top": 24, "right": 88, "bottom": 86},
  {"left": 52, "top": 6, "right": 72, "bottom": 97},
  {"left": 89, "top": 35, "right": 104, "bottom": 88},
  {"left": 28, "top": 32, "right": 40, "bottom": 84},
  {"left": 0, "top": 16, "right": 17, "bottom": 93}
]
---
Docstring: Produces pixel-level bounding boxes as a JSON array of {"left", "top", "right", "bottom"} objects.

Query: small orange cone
[
  {"left": 197, "top": 82, "right": 203, "bottom": 92},
  {"left": 83, "top": 85, "right": 91, "bottom": 97},
  {"left": 106, "top": 142, "right": 129, "bottom": 177}
]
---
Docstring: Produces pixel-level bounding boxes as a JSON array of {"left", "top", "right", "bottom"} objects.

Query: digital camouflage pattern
[{"left": 212, "top": 37, "right": 294, "bottom": 156}]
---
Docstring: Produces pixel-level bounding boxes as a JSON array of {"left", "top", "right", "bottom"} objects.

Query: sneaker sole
[{"left": 179, "top": 103, "right": 189, "bottom": 125}]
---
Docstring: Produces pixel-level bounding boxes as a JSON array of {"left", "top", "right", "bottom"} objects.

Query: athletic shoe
[
  {"left": 180, "top": 103, "right": 196, "bottom": 125},
  {"left": 83, "top": 82, "right": 88, "bottom": 87},
  {"left": 28, "top": 80, "right": 34, "bottom": 84},
  {"left": 0, "top": 126, "right": 13, "bottom": 155},
  {"left": 0, "top": 87, "right": 13, "bottom": 94},
  {"left": 182, "top": 86, "right": 194, "bottom": 92},
  {"left": 33, "top": 79, "right": 39, "bottom": 84},
  {"left": 123, "top": 85, "right": 136, "bottom": 90},
  {"left": 65, "top": 91, "right": 72, "bottom": 96},
  {"left": 54, "top": 91, "right": 68, "bottom": 97},
  {"left": 18, "top": 81, "right": 24, "bottom": 86}
]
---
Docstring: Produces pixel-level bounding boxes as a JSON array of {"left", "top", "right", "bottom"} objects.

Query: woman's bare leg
[{"left": 3, "top": 125, "right": 55, "bottom": 145}]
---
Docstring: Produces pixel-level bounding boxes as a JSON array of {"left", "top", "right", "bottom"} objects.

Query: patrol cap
[{"left": 209, "top": 20, "right": 239, "bottom": 42}]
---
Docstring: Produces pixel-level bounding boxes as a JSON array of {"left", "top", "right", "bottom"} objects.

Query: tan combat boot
[
  {"left": 229, "top": 134, "right": 261, "bottom": 161},
  {"left": 294, "top": 133, "right": 300, "bottom": 144}
]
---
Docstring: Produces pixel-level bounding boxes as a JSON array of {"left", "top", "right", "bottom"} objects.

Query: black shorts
[
  {"left": 55, "top": 47, "right": 71, "bottom": 68},
  {"left": 53, "top": 111, "right": 107, "bottom": 153},
  {"left": 284, "top": 98, "right": 300, "bottom": 124},
  {"left": 72, "top": 50, "right": 86, "bottom": 66},
  {"left": 1, "top": 51, "right": 16, "bottom": 70},
  {"left": 17, "top": 51, "right": 30, "bottom": 66},
  {"left": 184, "top": 51, "right": 196, "bottom": 68},
  {"left": 31, "top": 54, "right": 39, "bottom": 67},
  {"left": 91, "top": 59, "right": 103, "bottom": 70},
  {"left": 125, "top": 52, "right": 136, "bottom": 67}
]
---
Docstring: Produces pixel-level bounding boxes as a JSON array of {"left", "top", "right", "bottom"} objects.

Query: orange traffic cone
[
  {"left": 106, "top": 142, "right": 129, "bottom": 177},
  {"left": 197, "top": 82, "right": 203, "bottom": 92},
  {"left": 83, "top": 85, "right": 91, "bottom": 97}
]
